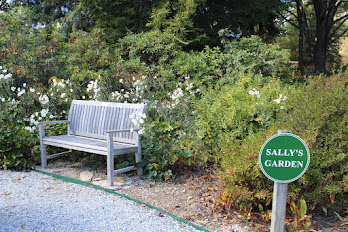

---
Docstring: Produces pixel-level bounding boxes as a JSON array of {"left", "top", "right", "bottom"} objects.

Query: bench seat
[{"left": 42, "top": 135, "right": 138, "bottom": 156}]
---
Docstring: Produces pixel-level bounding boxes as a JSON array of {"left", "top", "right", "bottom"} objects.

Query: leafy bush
[
  {"left": 0, "top": 70, "right": 38, "bottom": 170},
  {"left": 222, "top": 36, "right": 294, "bottom": 83},
  {"left": 192, "top": 72, "right": 293, "bottom": 165},
  {"left": 0, "top": 100, "right": 38, "bottom": 170},
  {"left": 219, "top": 71, "right": 347, "bottom": 214}
]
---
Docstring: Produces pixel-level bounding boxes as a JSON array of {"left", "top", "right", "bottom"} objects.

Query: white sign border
[{"left": 258, "top": 133, "right": 310, "bottom": 183}]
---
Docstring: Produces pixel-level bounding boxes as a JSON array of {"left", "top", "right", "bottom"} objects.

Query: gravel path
[{"left": 0, "top": 170, "right": 200, "bottom": 232}]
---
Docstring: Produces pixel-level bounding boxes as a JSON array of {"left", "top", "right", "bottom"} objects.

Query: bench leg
[
  {"left": 107, "top": 153, "right": 114, "bottom": 186},
  {"left": 135, "top": 140, "right": 143, "bottom": 176},
  {"left": 106, "top": 134, "right": 114, "bottom": 186},
  {"left": 135, "top": 152, "right": 143, "bottom": 176},
  {"left": 40, "top": 144, "right": 47, "bottom": 169},
  {"left": 38, "top": 124, "right": 47, "bottom": 168}
]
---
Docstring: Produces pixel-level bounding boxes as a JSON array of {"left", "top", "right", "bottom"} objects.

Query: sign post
[{"left": 259, "top": 130, "right": 310, "bottom": 232}]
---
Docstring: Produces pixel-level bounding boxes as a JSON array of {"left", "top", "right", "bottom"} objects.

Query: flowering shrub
[
  {"left": 192, "top": 72, "right": 293, "bottom": 165},
  {"left": 0, "top": 67, "right": 38, "bottom": 170},
  {"left": 219, "top": 71, "right": 347, "bottom": 216}
]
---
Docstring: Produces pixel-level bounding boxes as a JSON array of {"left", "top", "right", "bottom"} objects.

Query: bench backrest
[{"left": 68, "top": 100, "right": 147, "bottom": 145}]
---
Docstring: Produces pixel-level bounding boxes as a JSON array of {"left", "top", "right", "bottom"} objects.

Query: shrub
[
  {"left": 219, "top": 71, "right": 347, "bottom": 214},
  {"left": 192, "top": 72, "right": 293, "bottom": 165},
  {"left": 222, "top": 36, "right": 294, "bottom": 83}
]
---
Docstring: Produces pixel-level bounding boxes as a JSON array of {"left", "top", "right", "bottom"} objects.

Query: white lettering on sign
[
  {"left": 266, "top": 149, "right": 303, "bottom": 157},
  {"left": 265, "top": 160, "right": 304, "bottom": 168}
]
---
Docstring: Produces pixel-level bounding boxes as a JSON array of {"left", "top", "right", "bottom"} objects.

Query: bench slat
[
  {"left": 43, "top": 135, "right": 138, "bottom": 155},
  {"left": 68, "top": 100, "right": 146, "bottom": 145}
]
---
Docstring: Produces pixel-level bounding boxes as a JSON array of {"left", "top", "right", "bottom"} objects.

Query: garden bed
[{"left": 36, "top": 161, "right": 346, "bottom": 232}]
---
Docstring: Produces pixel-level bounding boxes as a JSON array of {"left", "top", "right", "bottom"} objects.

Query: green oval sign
[{"left": 259, "top": 133, "right": 310, "bottom": 183}]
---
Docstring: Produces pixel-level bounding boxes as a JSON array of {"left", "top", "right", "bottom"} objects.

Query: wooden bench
[{"left": 38, "top": 100, "right": 147, "bottom": 186}]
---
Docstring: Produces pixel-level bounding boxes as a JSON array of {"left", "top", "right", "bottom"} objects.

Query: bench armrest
[
  {"left": 39, "top": 120, "right": 70, "bottom": 125},
  {"left": 105, "top": 129, "right": 138, "bottom": 134}
]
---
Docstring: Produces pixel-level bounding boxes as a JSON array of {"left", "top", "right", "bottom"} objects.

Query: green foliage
[
  {"left": 0, "top": 100, "right": 38, "bottom": 171},
  {"left": 119, "top": 30, "right": 181, "bottom": 69},
  {"left": 285, "top": 199, "right": 312, "bottom": 231},
  {"left": 222, "top": 36, "right": 293, "bottom": 82},
  {"left": 219, "top": 71, "right": 347, "bottom": 214},
  {"left": 147, "top": 0, "right": 203, "bottom": 45},
  {"left": 194, "top": 72, "right": 292, "bottom": 165}
]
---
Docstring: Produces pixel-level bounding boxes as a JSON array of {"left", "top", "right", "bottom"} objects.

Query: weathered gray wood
[
  {"left": 136, "top": 135, "right": 143, "bottom": 176},
  {"left": 271, "top": 182, "right": 288, "bottom": 232},
  {"left": 270, "top": 129, "right": 292, "bottom": 232},
  {"left": 39, "top": 120, "right": 70, "bottom": 125},
  {"left": 39, "top": 100, "right": 147, "bottom": 186},
  {"left": 39, "top": 123, "right": 47, "bottom": 168},
  {"left": 106, "top": 132, "right": 114, "bottom": 186},
  {"left": 47, "top": 150, "right": 72, "bottom": 160},
  {"left": 114, "top": 166, "right": 136, "bottom": 175}
]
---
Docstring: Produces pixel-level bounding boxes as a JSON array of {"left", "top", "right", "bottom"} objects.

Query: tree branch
[
  {"left": 330, "top": 15, "right": 348, "bottom": 37},
  {"left": 327, "top": 0, "right": 341, "bottom": 28},
  {"left": 333, "top": 13, "right": 348, "bottom": 24},
  {"left": 286, "top": 10, "right": 299, "bottom": 21},
  {"left": 330, "top": 27, "right": 348, "bottom": 44},
  {"left": 278, "top": 12, "right": 299, "bottom": 29}
]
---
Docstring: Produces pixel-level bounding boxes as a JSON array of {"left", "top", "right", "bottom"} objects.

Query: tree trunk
[
  {"left": 313, "top": 0, "right": 329, "bottom": 73},
  {"left": 297, "top": 0, "right": 313, "bottom": 75}
]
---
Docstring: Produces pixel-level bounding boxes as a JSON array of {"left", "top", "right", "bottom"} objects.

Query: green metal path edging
[{"left": 34, "top": 169, "right": 210, "bottom": 232}]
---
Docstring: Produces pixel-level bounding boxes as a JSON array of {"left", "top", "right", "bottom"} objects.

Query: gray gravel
[{"left": 0, "top": 170, "right": 200, "bottom": 232}]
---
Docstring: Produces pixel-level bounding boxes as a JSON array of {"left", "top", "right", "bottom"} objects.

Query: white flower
[
  {"left": 60, "top": 93, "right": 66, "bottom": 98},
  {"left": 49, "top": 115, "right": 54, "bottom": 119},
  {"left": 17, "top": 88, "right": 25, "bottom": 97},
  {"left": 11, "top": 87, "right": 16, "bottom": 92},
  {"left": 249, "top": 88, "right": 260, "bottom": 98},
  {"left": 274, "top": 94, "right": 287, "bottom": 104},
  {"left": 3, "top": 69, "right": 7, "bottom": 73},
  {"left": 138, "top": 128, "right": 145, "bottom": 134},
  {"left": 274, "top": 98, "right": 281, "bottom": 104},
  {"left": 40, "top": 109, "right": 48, "bottom": 117},
  {"left": 39, "top": 94, "right": 49, "bottom": 104},
  {"left": 5, "top": 73, "right": 12, "bottom": 79},
  {"left": 25, "top": 126, "right": 36, "bottom": 133},
  {"left": 168, "top": 126, "right": 173, "bottom": 131},
  {"left": 119, "top": 79, "right": 123, "bottom": 83},
  {"left": 1, "top": 97, "right": 5, "bottom": 102},
  {"left": 30, "top": 88, "right": 35, "bottom": 93},
  {"left": 129, "top": 112, "right": 146, "bottom": 129},
  {"left": 23, "top": 83, "right": 27, "bottom": 87}
]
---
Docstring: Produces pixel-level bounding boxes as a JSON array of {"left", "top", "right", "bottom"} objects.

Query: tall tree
[
  {"left": 281, "top": 0, "right": 348, "bottom": 73},
  {"left": 76, "top": 0, "right": 155, "bottom": 43},
  {"left": 148, "top": 0, "right": 287, "bottom": 49}
]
